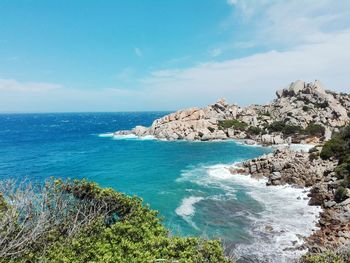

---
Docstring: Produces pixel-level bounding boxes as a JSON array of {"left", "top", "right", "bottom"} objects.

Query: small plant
[
  {"left": 218, "top": 119, "right": 248, "bottom": 131},
  {"left": 314, "top": 101, "right": 329, "bottom": 109},
  {"left": 303, "top": 105, "right": 310, "bottom": 112},
  {"left": 335, "top": 186, "right": 348, "bottom": 202},
  {"left": 247, "top": 126, "right": 262, "bottom": 135},
  {"left": 301, "top": 251, "right": 345, "bottom": 263},
  {"left": 208, "top": 127, "right": 215, "bottom": 133},
  {"left": 303, "top": 123, "right": 325, "bottom": 137}
]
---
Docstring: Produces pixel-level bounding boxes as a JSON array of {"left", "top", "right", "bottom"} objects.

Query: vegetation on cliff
[
  {"left": 321, "top": 125, "right": 350, "bottom": 197},
  {"left": 0, "top": 179, "right": 231, "bottom": 263}
]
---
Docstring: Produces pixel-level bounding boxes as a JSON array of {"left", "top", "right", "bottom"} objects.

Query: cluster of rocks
[
  {"left": 115, "top": 80, "right": 350, "bottom": 144},
  {"left": 231, "top": 148, "right": 350, "bottom": 254}
]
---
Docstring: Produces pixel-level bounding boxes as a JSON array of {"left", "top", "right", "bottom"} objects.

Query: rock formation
[{"left": 115, "top": 80, "right": 350, "bottom": 144}]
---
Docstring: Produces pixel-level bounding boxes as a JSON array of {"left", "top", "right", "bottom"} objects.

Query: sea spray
[{"left": 177, "top": 163, "right": 321, "bottom": 263}]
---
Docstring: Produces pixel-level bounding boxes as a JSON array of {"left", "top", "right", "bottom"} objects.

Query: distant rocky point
[{"left": 116, "top": 80, "right": 350, "bottom": 145}]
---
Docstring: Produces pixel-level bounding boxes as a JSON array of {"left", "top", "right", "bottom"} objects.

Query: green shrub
[
  {"left": 268, "top": 121, "right": 285, "bottom": 132},
  {"left": 283, "top": 124, "right": 302, "bottom": 135},
  {"left": 301, "top": 251, "right": 345, "bottom": 263},
  {"left": 335, "top": 186, "right": 348, "bottom": 203},
  {"left": 335, "top": 161, "right": 350, "bottom": 179},
  {"left": 208, "top": 126, "right": 215, "bottom": 133},
  {"left": 267, "top": 121, "right": 302, "bottom": 135},
  {"left": 218, "top": 119, "right": 248, "bottom": 131},
  {"left": 309, "top": 152, "right": 320, "bottom": 162},
  {"left": 303, "top": 105, "right": 310, "bottom": 112},
  {"left": 320, "top": 135, "right": 345, "bottom": 160},
  {"left": 315, "top": 101, "right": 329, "bottom": 109},
  {"left": 303, "top": 123, "right": 325, "bottom": 137},
  {"left": 0, "top": 179, "right": 232, "bottom": 263},
  {"left": 247, "top": 126, "right": 262, "bottom": 135}
]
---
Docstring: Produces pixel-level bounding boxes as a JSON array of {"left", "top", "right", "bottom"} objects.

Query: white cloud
[
  {"left": 0, "top": 79, "right": 62, "bottom": 92},
  {"left": 0, "top": 79, "right": 144, "bottom": 112},
  {"left": 134, "top": 47, "right": 143, "bottom": 58},
  {"left": 227, "top": 0, "right": 238, "bottom": 6},
  {"left": 140, "top": 30, "right": 350, "bottom": 108},
  {"left": 228, "top": 0, "right": 350, "bottom": 47}
]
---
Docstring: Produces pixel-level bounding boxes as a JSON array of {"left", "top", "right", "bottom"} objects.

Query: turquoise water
[{"left": 0, "top": 113, "right": 320, "bottom": 262}]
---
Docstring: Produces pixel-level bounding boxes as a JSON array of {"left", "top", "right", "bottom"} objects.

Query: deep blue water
[{"left": 0, "top": 112, "right": 319, "bottom": 262}]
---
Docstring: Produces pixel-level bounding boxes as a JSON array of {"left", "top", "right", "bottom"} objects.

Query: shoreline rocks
[
  {"left": 231, "top": 147, "right": 350, "bottom": 255},
  {"left": 115, "top": 80, "right": 350, "bottom": 145}
]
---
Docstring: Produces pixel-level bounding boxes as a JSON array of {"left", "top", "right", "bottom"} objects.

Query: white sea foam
[
  {"left": 178, "top": 163, "right": 322, "bottom": 263},
  {"left": 98, "top": 133, "right": 156, "bottom": 140},
  {"left": 175, "top": 196, "right": 204, "bottom": 218},
  {"left": 98, "top": 132, "right": 114, "bottom": 137}
]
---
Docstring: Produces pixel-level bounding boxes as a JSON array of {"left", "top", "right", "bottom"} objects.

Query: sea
[{"left": 0, "top": 112, "right": 321, "bottom": 263}]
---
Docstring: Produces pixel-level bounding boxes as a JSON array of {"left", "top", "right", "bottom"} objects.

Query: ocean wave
[
  {"left": 178, "top": 163, "right": 321, "bottom": 263},
  {"left": 98, "top": 133, "right": 156, "bottom": 140},
  {"left": 98, "top": 132, "right": 114, "bottom": 137},
  {"left": 175, "top": 196, "right": 204, "bottom": 218}
]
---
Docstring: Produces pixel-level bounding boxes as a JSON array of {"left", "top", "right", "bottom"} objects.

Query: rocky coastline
[
  {"left": 116, "top": 80, "right": 350, "bottom": 146},
  {"left": 230, "top": 148, "right": 349, "bottom": 255},
  {"left": 114, "top": 80, "right": 350, "bottom": 259}
]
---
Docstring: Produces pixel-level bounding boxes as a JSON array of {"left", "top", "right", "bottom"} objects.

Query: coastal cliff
[{"left": 116, "top": 80, "right": 350, "bottom": 145}]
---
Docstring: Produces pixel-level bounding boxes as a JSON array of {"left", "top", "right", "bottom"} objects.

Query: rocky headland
[
  {"left": 116, "top": 80, "right": 350, "bottom": 145},
  {"left": 114, "top": 80, "right": 350, "bottom": 259}
]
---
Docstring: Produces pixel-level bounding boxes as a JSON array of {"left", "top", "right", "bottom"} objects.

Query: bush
[
  {"left": 208, "top": 126, "right": 215, "bottom": 133},
  {"left": 247, "top": 126, "right": 262, "bottom": 135},
  {"left": 283, "top": 124, "right": 302, "bottom": 135},
  {"left": 335, "top": 186, "right": 348, "bottom": 203},
  {"left": 267, "top": 121, "right": 302, "bottom": 136},
  {"left": 0, "top": 179, "right": 232, "bottom": 263},
  {"left": 303, "top": 123, "right": 325, "bottom": 137},
  {"left": 268, "top": 121, "right": 285, "bottom": 132},
  {"left": 315, "top": 101, "right": 329, "bottom": 109},
  {"left": 301, "top": 251, "right": 345, "bottom": 263},
  {"left": 320, "top": 135, "right": 346, "bottom": 160},
  {"left": 218, "top": 119, "right": 248, "bottom": 131},
  {"left": 303, "top": 105, "right": 310, "bottom": 112}
]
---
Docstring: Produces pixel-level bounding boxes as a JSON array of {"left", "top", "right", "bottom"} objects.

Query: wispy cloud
[
  {"left": 140, "top": 30, "right": 350, "bottom": 108},
  {"left": 134, "top": 47, "right": 143, "bottom": 58},
  {"left": 0, "top": 79, "right": 62, "bottom": 92},
  {"left": 227, "top": 0, "right": 350, "bottom": 48}
]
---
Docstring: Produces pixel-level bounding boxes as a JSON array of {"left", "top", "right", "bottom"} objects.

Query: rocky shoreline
[
  {"left": 113, "top": 80, "right": 350, "bottom": 259},
  {"left": 230, "top": 147, "right": 350, "bottom": 255}
]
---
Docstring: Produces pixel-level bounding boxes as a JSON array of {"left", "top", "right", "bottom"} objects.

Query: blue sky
[{"left": 1, "top": 0, "right": 350, "bottom": 112}]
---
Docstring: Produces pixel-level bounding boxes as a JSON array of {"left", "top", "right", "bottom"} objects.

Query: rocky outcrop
[
  {"left": 230, "top": 148, "right": 350, "bottom": 254},
  {"left": 115, "top": 80, "right": 350, "bottom": 144},
  {"left": 237, "top": 149, "right": 336, "bottom": 187}
]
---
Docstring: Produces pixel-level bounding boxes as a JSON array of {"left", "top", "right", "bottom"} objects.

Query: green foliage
[
  {"left": 1, "top": 179, "right": 232, "bottom": 263},
  {"left": 303, "top": 123, "right": 325, "bottom": 137},
  {"left": 268, "top": 121, "right": 285, "bottom": 132},
  {"left": 283, "top": 124, "right": 302, "bottom": 135},
  {"left": 267, "top": 121, "right": 302, "bottom": 135},
  {"left": 301, "top": 251, "right": 345, "bottom": 263},
  {"left": 320, "top": 135, "right": 346, "bottom": 160},
  {"left": 207, "top": 127, "right": 215, "bottom": 133},
  {"left": 314, "top": 101, "right": 329, "bottom": 109},
  {"left": 247, "top": 126, "right": 262, "bottom": 135},
  {"left": 303, "top": 105, "right": 310, "bottom": 112},
  {"left": 218, "top": 119, "right": 248, "bottom": 131},
  {"left": 335, "top": 186, "right": 348, "bottom": 203}
]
